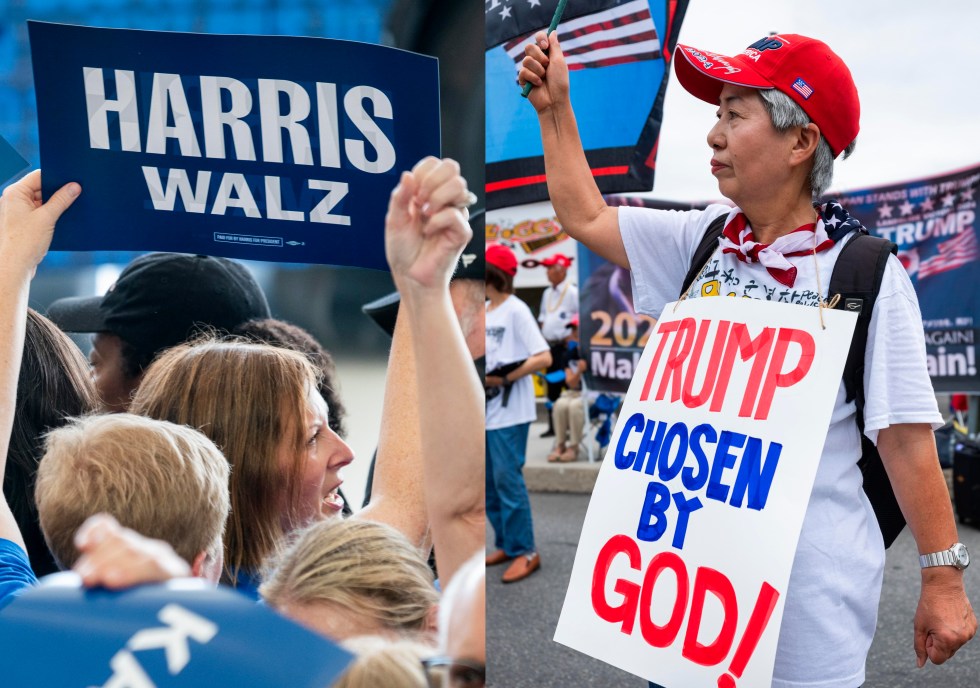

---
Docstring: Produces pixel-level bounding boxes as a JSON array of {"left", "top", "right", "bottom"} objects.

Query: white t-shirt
[
  {"left": 619, "top": 204, "right": 943, "bottom": 688},
  {"left": 538, "top": 278, "right": 580, "bottom": 342},
  {"left": 486, "top": 295, "right": 550, "bottom": 431}
]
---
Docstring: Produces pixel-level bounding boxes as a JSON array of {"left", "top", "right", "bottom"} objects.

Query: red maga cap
[
  {"left": 673, "top": 34, "right": 859, "bottom": 157},
  {"left": 541, "top": 253, "right": 572, "bottom": 268},
  {"left": 486, "top": 243, "right": 518, "bottom": 276}
]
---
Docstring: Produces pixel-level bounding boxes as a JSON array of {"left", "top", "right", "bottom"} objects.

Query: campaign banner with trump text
[
  {"left": 29, "top": 22, "right": 440, "bottom": 269},
  {"left": 554, "top": 296, "right": 854, "bottom": 686},
  {"left": 842, "top": 165, "right": 980, "bottom": 393},
  {"left": 580, "top": 196, "right": 712, "bottom": 393},
  {"left": 589, "top": 165, "right": 980, "bottom": 392}
]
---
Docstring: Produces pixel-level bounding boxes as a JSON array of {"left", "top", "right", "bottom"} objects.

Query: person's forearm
[
  {"left": 539, "top": 102, "right": 607, "bottom": 229},
  {"left": 879, "top": 423, "right": 977, "bottom": 666},
  {"left": 538, "top": 102, "right": 623, "bottom": 265},
  {"left": 0, "top": 270, "right": 30, "bottom": 475},
  {"left": 504, "top": 351, "right": 552, "bottom": 383},
  {"left": 359, "top": 310, "right": 427, "bottom": 546},
  {"left": 402, "top": 287, "right": 484, "bottom": 583},
  {"left": 0, "top": 173, "right": 79, "bottom": 549},
  {"left": 403, "top": 288, "right": 482, "bottom": 513},
  {"left": 0, "top": 266, "right": 32, "bottom": 548},
  {"left": 878, "top": 424, "right": 961, "bottom": 572}
]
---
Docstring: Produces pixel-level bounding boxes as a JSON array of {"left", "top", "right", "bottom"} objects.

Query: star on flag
[
  {"left": 878, "top": 202, "right": 894, "bottom": 219},
  {"left": 898, "top": 200, "right": 915, "bottom": 216}
]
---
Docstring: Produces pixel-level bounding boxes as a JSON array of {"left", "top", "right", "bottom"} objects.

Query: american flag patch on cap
[{"left": 791, "top": 77, "right": 814, "bottom": 99}]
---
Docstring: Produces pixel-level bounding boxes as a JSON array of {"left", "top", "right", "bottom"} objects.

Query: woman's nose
[{"left": 707, "top": 119, "right": 724, "bottom": 150}]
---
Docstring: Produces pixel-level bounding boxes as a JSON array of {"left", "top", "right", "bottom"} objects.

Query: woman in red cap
[
  {"left": 520, "top": 31, "right": 975, "bottom": 686},
  {"left": 485, "top": 243, "right": 552, "bottom": 583}
]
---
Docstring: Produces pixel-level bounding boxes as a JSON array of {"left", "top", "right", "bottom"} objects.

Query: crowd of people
[
  {"left": 2, "top": 16, "right": 977, "bottom": 688},
  {"left": 0, "top": 158, "right": 486, "bottom": 687}
]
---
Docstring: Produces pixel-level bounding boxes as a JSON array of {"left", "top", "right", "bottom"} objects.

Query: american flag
[
  {"left": 485, "top": 0, "right": 690, "bottom": 209},
  {"left": 502, "top": 0, "right": 660, "bottom": 72},
  {"left": 917, "top": 228, "right": 980, "bottom": 279},
  {"left": 791, "top": 77, "right": 813, "bottom": 99}
]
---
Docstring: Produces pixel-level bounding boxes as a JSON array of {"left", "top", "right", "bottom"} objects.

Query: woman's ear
[
  {"left": 425, "top": 603, "right": 440, "bottom": 634},
  {"left": 790, "top": 122, "right": 821, "bottom": 167}
]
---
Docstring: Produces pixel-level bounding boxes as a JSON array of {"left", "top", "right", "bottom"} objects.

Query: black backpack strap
[
  {"left": 830, "top": 233, "right": 897, "bottom": 408},
  {"left": 829, "top": 232, "right": 902, "bottom": 546},
  {"left": 679, "top": 214, "right": 727, "bottom": 298}
]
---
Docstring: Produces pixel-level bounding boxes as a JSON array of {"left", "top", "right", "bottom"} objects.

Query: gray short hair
[{"left": 758, "top": 89, "right": 855, "bottom": 199}]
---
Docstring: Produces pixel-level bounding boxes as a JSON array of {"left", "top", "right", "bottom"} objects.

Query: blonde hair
[
  {"left": 333, "top": 636, "right": 431, "bottom": 688},
  {"left": 35, "top": 413, "right": 229, "bottom": 569},
  {"left": 260, "top": 519, "right": 438, "bottom": 638},
  {"left": 129, "top": 337, "right": 317, "bottom": 583}
]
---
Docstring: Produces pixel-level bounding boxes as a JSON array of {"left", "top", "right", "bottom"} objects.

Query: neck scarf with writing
[{"left": 717, "top": 201, "right": 859, "bottom": 287}]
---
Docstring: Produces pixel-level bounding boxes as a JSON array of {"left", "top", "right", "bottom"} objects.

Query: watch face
[{"left": 952, "top": 543, "right": 970, "bottom": 569}]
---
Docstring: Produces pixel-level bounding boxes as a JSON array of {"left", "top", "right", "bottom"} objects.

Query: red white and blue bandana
[{"left": 717, "top": 201, "right": 859, "bottom": 287}]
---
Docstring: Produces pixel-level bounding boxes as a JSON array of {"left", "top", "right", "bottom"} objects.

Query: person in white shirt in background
[
  {"left": 485, "top": 244, "right": 551, "bottom": 583},
  {"left": 537, "top": 254, "right": 578, "bottom": 438}
]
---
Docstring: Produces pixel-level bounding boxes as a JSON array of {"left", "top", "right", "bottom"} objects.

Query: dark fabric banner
[
  {"left": 577, "top": 196, "right": 706, "bottom": 393},
  {"left": 842, "top": 166, "right": 980, "bottom": 393},
  {"left": 485, "top": 0, "right": 689, "bottom": 210},
  {"left": 579, "top": 166, "right": 980, "bottom": 393}
]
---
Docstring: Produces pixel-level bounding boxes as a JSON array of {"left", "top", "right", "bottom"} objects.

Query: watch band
[
  {"left": 919, "top": 542, "right": 969, "bottom": 570},
  {"left": 919, "top": 550, "right": 955, "bottom": 568}
]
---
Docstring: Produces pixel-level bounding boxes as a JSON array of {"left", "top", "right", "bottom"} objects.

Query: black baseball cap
[
  {"left": 454, "top": 208, "right": 487, "bottom": 281},
  {"left": 362, "top": 209, "right": 486, "bottom": 337},
  {"left": 46, "top": 253, "right": 271, "bottom": 358}
]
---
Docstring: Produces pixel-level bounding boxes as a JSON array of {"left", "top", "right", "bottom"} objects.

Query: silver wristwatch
[{"left": 919, "top": 543, "right": 970, "bottom": 570}]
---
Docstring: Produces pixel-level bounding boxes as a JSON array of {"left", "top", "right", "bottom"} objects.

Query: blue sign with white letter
[
  {"left": 0, "top": 576, "right": 352, "bottom": 686},
  {"left": 29, "top": 21, "right": 441, "bottom": 270}
]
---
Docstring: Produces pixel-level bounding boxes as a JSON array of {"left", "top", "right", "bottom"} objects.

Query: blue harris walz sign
[
  {"left": 28, "top": 21, "right": 441, "bottom": 270},
  {"left": 0, "top": 576, "right": 352, "bottom": 687}
]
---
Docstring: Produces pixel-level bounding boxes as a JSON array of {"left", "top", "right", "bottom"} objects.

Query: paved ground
[{"left": 487, "top": 420, "right": 980, "bottom": 687}]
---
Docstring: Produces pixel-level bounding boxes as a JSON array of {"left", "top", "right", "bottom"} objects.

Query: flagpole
[{"left": 520, "top": 0, "right": 569, "bottom": 98}]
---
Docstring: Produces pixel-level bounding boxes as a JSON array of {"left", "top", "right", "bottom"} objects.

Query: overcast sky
[{"left": 651, "top": 1, "right": 980, "bottom": 201}]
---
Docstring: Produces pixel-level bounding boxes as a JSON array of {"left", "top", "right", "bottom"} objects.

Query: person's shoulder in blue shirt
[{"left": 0, "top": 538, "right": 38, "bottom": 611}]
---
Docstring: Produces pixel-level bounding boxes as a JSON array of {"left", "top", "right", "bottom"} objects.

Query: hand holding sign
[
  {"left": 0, "top": 170, "right": 80, "bottom": 276},
  {"left": 385, "top": 157, "right": 473, "bottom": 292}
]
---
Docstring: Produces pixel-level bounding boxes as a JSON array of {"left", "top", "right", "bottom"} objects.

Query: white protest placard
[{"left": 555, "top": 296, "right": 856, "bottom": 687}]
